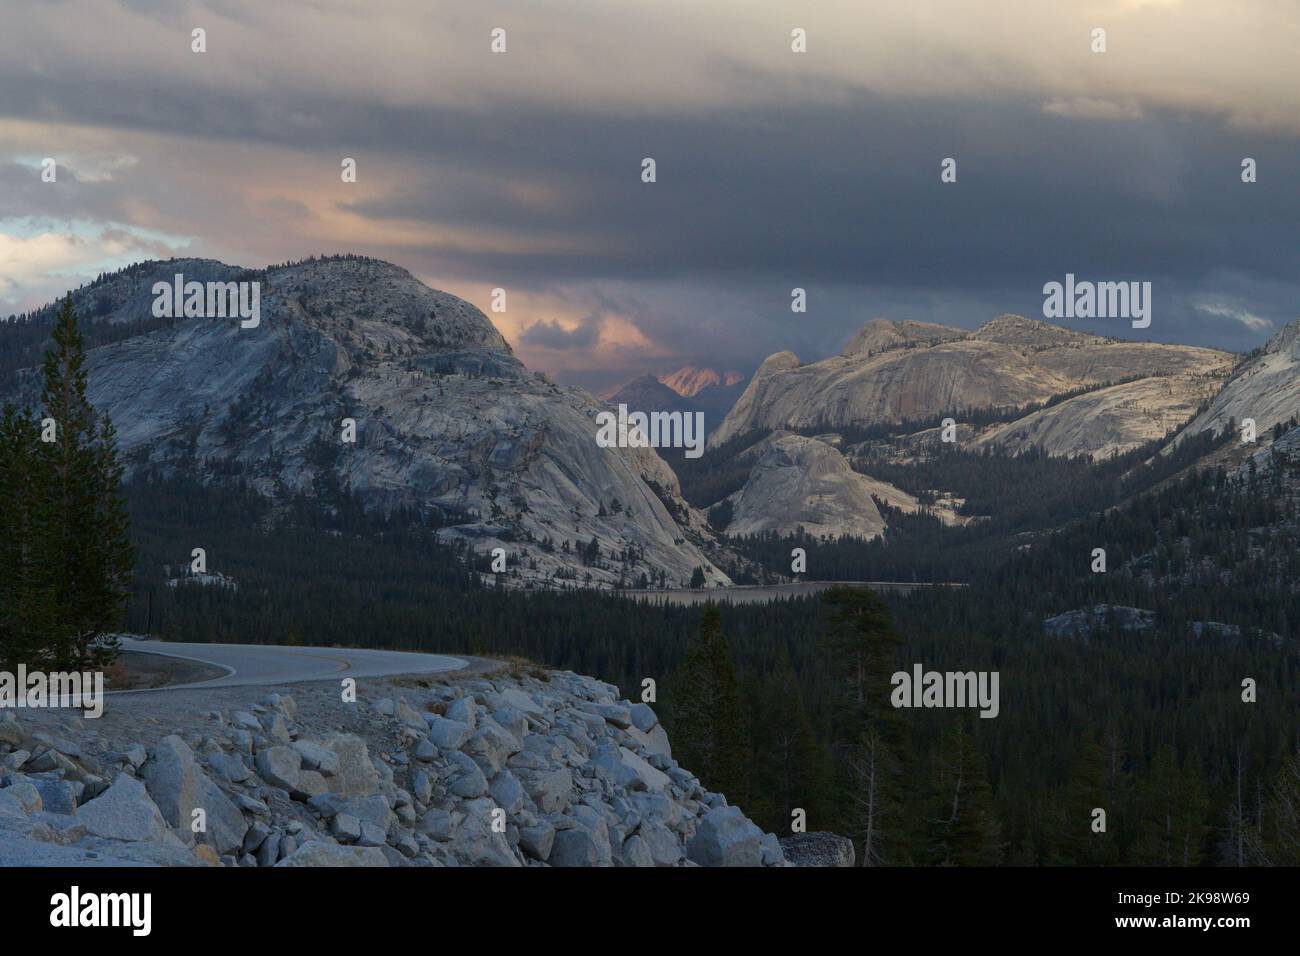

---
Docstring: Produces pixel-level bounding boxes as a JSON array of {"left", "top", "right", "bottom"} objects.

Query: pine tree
[
  {"left": 921, "top": 718, "right": 1003, "bottom": 866},
  {"left": 30, "top": 297, "right": 134, "bottom": 668},
  {"left": 820, "top": 586, "right": 912, "bottom": 864},
  {"left": 1049, "top": 738, "right": 1121, "bottom": 865},
  {"left": 0, "top": 405, "right": 49, "bottom": 668},
  {"left": 671, "top": 604, "right": 749, "bottom": 806},
  {"left": 1131, "top": 745, "right": 1209, "bottom": 866}
]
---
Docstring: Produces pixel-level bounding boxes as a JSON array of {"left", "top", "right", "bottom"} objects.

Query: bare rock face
[
  {"left": 712, "top": 315, "right": 1232, "bottom": 452},
  {"left": 723, "top": 433, "right": 889, "bottom": 539},
  {"left": 975, "top": 372, "right": 1229, "bottom": 459},
  {"left": 4, "top": 256, "right": 725, "bottom": 590},
  {"left": 1179, "top": 317, "right": 1300, "bottom": 444}
]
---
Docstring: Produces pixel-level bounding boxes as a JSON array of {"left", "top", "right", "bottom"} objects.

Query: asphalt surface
[{"left": 114, "top": 638, "right": 469, "bottom": 693}]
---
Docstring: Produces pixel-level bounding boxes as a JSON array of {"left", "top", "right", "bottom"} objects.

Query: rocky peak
[
  {"left": 842, "top": 318, "right": 965, "bottom": 356},
  {"left": 970, "top": 314, "right": 1100, "bottom": 349}
]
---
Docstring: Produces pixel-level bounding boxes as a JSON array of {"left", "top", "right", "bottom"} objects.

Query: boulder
[
  {"left": 426, "top": 717, "right": 472, "bottom": 751},
  {"left": 254, "top": 745, "right": 302, "bottom": 793},
  {"left": 621, "top": 834, "right": 655, "bottom": 867},
  {"left": 779, "top": 831, "right": 856, "bottom": 867},
  {"left": 517, "top": 767, "right": 572, "bottom": 814},
  {"left": 446, "top": 752, "right": 488, "bottom": 799},
  {"left": 518, "top": 822, "right": 555, "bottom": 861},
  {"left": 322, "top": 734, "right": 380, "bottom": 797},
  {"left": 291, "top": 740, "right": 340, "bottom": 775},
  {"left": 77, "top": 773, "right": 186, "bottom": 847},
  {"left": 549, "top": 826, "right": 601, "bottom": 867},
  {"left": 275, "top": 840, "right": 389, "bottom": 867},
  {"left": 142, "top": 735, "right": 249, "bottom": 854},
  {"left": 685, "top": 806, "right": 764, "bottom": 867}
]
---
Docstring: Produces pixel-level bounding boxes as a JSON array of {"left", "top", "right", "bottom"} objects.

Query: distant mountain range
[
  {"left": 658, "top": 365, "right": 744, "bottom": 397},
  {"left": 4, "top": 259, "right": 1297, "bottom": 590},
  {"left": 604, "top": 370, "right": 748, "bottom": 437}
]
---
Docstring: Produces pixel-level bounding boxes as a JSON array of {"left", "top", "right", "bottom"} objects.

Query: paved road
[{"left": 115, "top": 638, "right": 469, "bottom": 692}]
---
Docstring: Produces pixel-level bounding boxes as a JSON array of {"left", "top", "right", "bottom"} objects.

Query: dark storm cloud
[{"left": 2, "top": 1, "right": 1298, "bottom": 374}]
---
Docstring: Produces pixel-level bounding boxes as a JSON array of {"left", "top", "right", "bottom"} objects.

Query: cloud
[
  {"left": 1195, "top": 301, "right": 1275, "bottom": 333},
  {"left": 2, "top": 1, "right": 1299, "bottom": 379},
  {"left": 519, "top": 314, "right": 604, "bottom": 350}
]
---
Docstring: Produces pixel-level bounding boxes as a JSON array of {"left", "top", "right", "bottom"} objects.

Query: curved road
[{"left": 115, "top": 638, "right": 469, "bottom": 693}]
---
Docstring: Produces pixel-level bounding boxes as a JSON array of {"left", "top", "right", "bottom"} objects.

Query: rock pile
[{"left": 0, "top": 667, "right": 799, "bottom": 867}]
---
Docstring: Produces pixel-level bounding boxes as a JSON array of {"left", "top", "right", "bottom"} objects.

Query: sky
[{"left": 2, "top": 0, "right": 1298, "bottom": 394}]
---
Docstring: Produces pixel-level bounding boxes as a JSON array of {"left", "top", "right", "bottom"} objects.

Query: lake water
[{"left": 614, "top": 580, "right": 966, "bottom": 606}]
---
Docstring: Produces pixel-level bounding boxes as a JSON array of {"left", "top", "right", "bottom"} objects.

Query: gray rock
[
  {"left": 417, "top": 808, "right": 452, "bottom": 841},
  {"left": 779, "top": 832, "right": 856, "bottom": 867},
  {"left": 488, "top": 769, "right": 526, "bottom": 816},
  {"left": 206, "top": 751, "right": 253, "bottom": 783},
  {"left": 638, "top": 821, "right": 683, "bottom": 866},
  {"left": 231, "top": 711, "right": 262, "bottom": 732},
  {"left": 686, "top": 806, "right": 764, "bottom": 867},
  {"left": 621, "top": 834, "right": 655, "bottom": 867},
  {"left": 5, "top": 779, "right": 43, "bottom": 813},
  {"left": 426, "top": 716, "right": 473, "bottom": 751},
  {"left": 254, "top": 745, "right": 302, "bottom": 793},
  {"left": 445, "top": 697, "right": 477, "bottom": 728},
  {"left": 629, "top": 703, "right": 659, "bottom": 733},
  {"left": 142, "top": 735, "right": 249, "bottom": 854},
  {"left": 233, "top": 793, "right": 269, "bottom": 816},
  {"left": 331, "top": 813, "right": 362, "bottom": 843},
  {"left": 549, "top": 826, "right": 601, "bottom": 867},
  {"left": 463, "top": 722, "right": 522, "bottom": 776},
  {"left": 342, "top": 793, "right": 393, "bottom": 831},
  {"left": 446, "top": 752, "right": 488, "bottom": 799},
  {"left": 242, "top": 820, "right": 270, "bottom": 853},
  {"left": 322, "top": 734, "right": 381, "bottom": 797},
  {"left": 395, "top": 700, "right": 429, "bottom": 731},
  {"left": 760, "top": 831, "right": 785, "bottom": 865},
  {"left": 2, "top": 750, "right": 31, "bottom": 771},
  {"left": 77, "top": 773, "right": 186, "bottom": 847},
  {"left": 411, "top": 770, "right": 432, "bottom": 804},
  {"left": 276, "top": 840, "right": 389, "bottom": 867},
  {"left": 291, "top": 740, "right": 340, "bottom": 775},
  {"left": 357, "top": 821, "right": 387, "bottom": 847},
  {"left": 31, "top": 778, "right": 80, "bottom": 815},
  {"left": 517, "top": 768, "right": 572, "bottom": 814},
  {"left": 518, "top": 822, "right": 555, "bottom": 861},
  {"left": 580, "top": 702, "right": 633, "bottom": 729}
]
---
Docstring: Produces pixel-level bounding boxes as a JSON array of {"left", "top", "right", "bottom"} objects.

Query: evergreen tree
[
  {"left": 671, "top": 604, "right": 749, "bottom": 806},
  {"left": 0, "top": 405, "right": 49, "bottom": 668},
  {"left": 921, "top": 718, "right": 1003, "bottom": 866},
  {"left": 821, "top": 586, "right": 912, "bottom": 864},
  {"left": 30, "top": 297, "right": 133, "bottom": 668},
  {"left": 1049, "top": 738, "right": 1120, "bottom": 865},
  {"left": 1131, "top": 745, "right": 1209, "bottom": 866}
]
